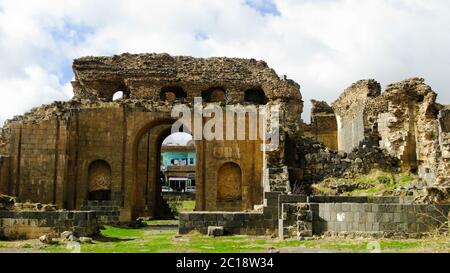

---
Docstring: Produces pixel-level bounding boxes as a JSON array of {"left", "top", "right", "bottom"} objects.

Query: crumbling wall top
[
  {"left": 72, "top": 53, "right": 302, "bottom": 102},
  {"left": 310, "top": 100, "right": 334, "bottom": 115},
  {"left": 331, "top": 79, "right": 381, "bottom": 117}
]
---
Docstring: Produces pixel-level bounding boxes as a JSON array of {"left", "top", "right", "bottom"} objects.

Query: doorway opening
[{"left": 160, "top": 132, "right": 196, "bottom": 215}]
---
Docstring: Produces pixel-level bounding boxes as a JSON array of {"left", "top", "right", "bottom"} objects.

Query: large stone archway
[
  {"left": 129, "top": 118, "right": 174, "bottom": 219},
  {"left": 0, "top": 53, "right": 303, "bottom": 223}
]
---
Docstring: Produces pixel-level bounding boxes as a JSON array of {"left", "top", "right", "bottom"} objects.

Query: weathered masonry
[
  {"left": 303, "top": 78, "right": 450, "bottom": 186},
  {"left": 0, "top": 53, "right": 303, "bottom": 222},
  {"left": 180, "top": 192, "right": 450, "bottom": 238},
  {"left": 0, "top": 53, "right": 448, "bottom": 239}
]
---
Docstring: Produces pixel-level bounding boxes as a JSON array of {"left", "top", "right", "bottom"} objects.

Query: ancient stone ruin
[
  {"left": 331, "top": 78, "right": 450, "bottom": 186},
  {"left": 0, "top": 53, "right": 449, "bottom": 240},
  {"left": 0, "top": 53, "right": 302, "bottom": 223}
]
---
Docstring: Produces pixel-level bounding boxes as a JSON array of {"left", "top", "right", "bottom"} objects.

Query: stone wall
[
  {"left": 178, "top": 212, "right": 272, "bottom": 235},
  {"left": 178, "top": 191, "right": 445, "bottom": 238},
  {"left": 0, "top": 53, "right": 304, "bottom": 222},
  {"left": 279, "top": 193, "right": 450, "bottom": 239},
  {"left": 0, "top": 210, "right": 98, "bottom": 239},
  {"left": 293, "top": 137, "right": 400, "bottom": 189},
  {"left": 80, "top": 200, "right": 120, "bottom": 225},
  {"left": 6, "top": 119, "right": 66, "bottom": 205},
  {"left": 331, "top": 78, "right": 449, "bottom": 185},
  {"left": 179, "top": 192, "right": 280, "bottom": 235},
  {"left": 280, "top": 202, "right": 450, "bottom": 239},
  {"left": 71, "top": 53, "right": 302, "bottom": 104},
  {"left": 378, "top": 79, "right": 441, "bottom": 182},
  {"left": 438, "top": 107, "right": 450, "bottom": 184},
  {"left": 1, "top": 104, "right": 287, "bottom": 219},
  {"left": 304, "top": 100, "right": 338, "bottom": 150},
  {"left": 332, "top": 80, "right": 382, "bottom": 153}
]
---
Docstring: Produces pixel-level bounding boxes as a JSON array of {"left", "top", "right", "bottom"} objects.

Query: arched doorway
[
  {"left": 131, "top": 119, "right": 195, "bottom": 220},
  {"left": 160, "top": 132, "right": 196, "bottom": 216},
  {"left": 88, "top": 160, "right": 112, "bottom": 201},
  {"left": 217, "top": 162, "right": 242, "bottom": 211}
]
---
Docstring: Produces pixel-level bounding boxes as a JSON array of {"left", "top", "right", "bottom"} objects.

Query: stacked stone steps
[{"left": 80, "top": 200, "right": 121, "bottom": 225}]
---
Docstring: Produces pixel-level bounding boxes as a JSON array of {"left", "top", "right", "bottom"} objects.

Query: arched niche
[
  {"left": 244, "top": 88, "right": 267, "bottom": 105},
  {"left": 202, "top": 87, "right": 226, "bottom": 103},
  {"left": 217, "top": 162, "right": 242, "bottom": 202},
  {"left": 160, "top": 86, "right": 187, "bottom": 102},
  {"left": 88, "top": 160, "right": 112, "bottom": 201}
]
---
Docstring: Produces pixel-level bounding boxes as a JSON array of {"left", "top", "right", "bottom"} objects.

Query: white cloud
[
  {"left": 0, "top": 65, "right": 72, "bottom": 121},
  {"left": 0, "top": 0, "right": 450, "bottom": 125}
]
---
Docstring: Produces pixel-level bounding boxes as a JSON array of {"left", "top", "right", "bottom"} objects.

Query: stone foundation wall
[
  {"left": 178, "top": 192, "right": 280, "bottom": 235},
  {"left": 178, "top": 212, "right": 276, "bottom": 236},
  {"left": 0, "top": 210, "right": 98, "bottom": 239},
  {"left": 280, "top": 202, "right": 450, "bottom": 239},
  {"left": 178, "top": 191, "right": 449, "bottom": 239},
  {"left": 80, "top": 201, "right": 120, "bottom": 225}
]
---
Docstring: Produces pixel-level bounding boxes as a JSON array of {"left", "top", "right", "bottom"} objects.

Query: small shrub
[{"left": 168, "top": 196, "right": 183, "bottom": 217}]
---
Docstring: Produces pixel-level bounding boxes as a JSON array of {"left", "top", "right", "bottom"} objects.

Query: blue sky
[
  {"left": 1, "top": 0, "right": 450, "bottom": 126},
  {"left": 245, "top": 0, "right": 281, "bottom": 16}
]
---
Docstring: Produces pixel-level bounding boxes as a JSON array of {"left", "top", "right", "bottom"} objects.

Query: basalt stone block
[
  {"left": 179, "top": 213, "right": 189, "bottom": 221},
  {"left": 178, "top": 227, "right": 191, "bottom": 235},
  {"left": 342, "top": 204, "right": 350, "bottom": 212},
  {"left": 189, "top": 213, "right": 203, "bottom": 221},
  {"left": 223, "top": 213, "right": 235, "bottom": 221}
]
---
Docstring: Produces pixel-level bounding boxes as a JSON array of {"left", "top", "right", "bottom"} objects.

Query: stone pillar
[{"left": 0, "top": 155, "right": 10, "bottom": 194}]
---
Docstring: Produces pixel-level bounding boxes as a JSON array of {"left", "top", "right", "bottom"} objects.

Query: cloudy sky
[{"left": 1, "top": 0, "right": 450, "bottom": 126}]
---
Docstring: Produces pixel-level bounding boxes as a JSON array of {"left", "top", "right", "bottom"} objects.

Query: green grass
[
  {"left": 312, "top": 171, "right": 416, "bottom": 196},
  {"left": 180, "top": 200, "right": 195, "bottom": 212},
  {"left": 31, "top": 225, "right": 449, "bottom": 253},
  {"left": 145, "top": 219, "right": 179, "bottom": 226},
  {"left": 142, "top": 200, "right": 195, "bottom": 225}
]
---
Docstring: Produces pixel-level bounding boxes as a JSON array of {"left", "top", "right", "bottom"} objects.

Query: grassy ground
[
  {"left": 143, "top": 200, "right": 195, "bottom": 226},
  {"left": 1, "top": 201, "right": 449, "bottom": 253},
  {"left": 179, "top": 200, "right": 195, "bottom": 212},
  {"left": 312, "top": 171, "right": 416, "bottom": 196},
  {"left": 0, "top": 224, "right": 448, "bottom": 253}
]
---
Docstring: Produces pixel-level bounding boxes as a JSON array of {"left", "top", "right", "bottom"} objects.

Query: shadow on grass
[{"left": 93, "top": 234, "right": 135, "bottom": 243}]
